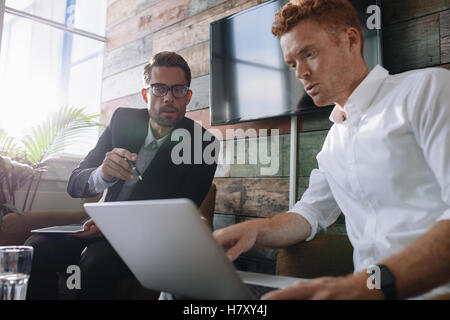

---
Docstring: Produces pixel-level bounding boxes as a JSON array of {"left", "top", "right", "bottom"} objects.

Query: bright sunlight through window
[{"left": 0, "top": 0, "right": 106, "bottom": 156}]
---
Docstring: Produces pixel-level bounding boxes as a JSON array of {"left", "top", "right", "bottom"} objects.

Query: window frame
[{"left": 0, "top": 0, "right": 107, "bottom": 159}]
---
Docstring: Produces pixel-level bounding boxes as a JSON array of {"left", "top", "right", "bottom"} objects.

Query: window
[{"left": 0, "top": 0, "right": 106, "bottom": 156}]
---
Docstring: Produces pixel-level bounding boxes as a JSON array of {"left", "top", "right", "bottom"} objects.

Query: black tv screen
[{"left": 210, "top": 0, "right": 383, "bottom": 125}]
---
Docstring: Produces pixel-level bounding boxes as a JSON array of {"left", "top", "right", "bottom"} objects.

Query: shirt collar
[
  {"left": 329, "top": 65, "right": 390, "bottom": 124},
  {"left": 144, "top": 123, "right": 168, "bottom": 149}
]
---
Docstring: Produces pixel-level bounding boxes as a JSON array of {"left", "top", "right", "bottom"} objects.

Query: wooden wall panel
[
  {"left": 297, "top": 131, "right": 328, "bottom": 176},
  {"left": 383, "top": 13, "right": 440, "bottom": 73},
  {"left": 106, "top": 0, "right": 189, "bottom": 52},
  {"left": 382, "top": 0, "right": 449, "bottom": 25},
  {"left": 107, "top": 0, "right": 163, "bottom": 29},
  {"left": 188, "top": 75, "right": 210, "bottom": 111},
  {"left": 107, "top": 0, "right": 135, "bottom": 28},
  {"left": 178, "top": 41, "right": 210, "bottom": 79},
  {"left": 186, "top": 108, "right": 331, "bottom": 138},
  {"left": 441, "top": 10, "right": 450, "bottom": 64},
  {"left": 103, "top": 33, "right": 152, "bottom": 78},
  {"left": 152, "top": 0, "right": 266, "bottom": 54},
  {"left": 214, "top": 177, "right": 289, "bottom": 217},
  {"left": 189, "top": 0, "right": 229, "bottom": 17},
  {"left": 101, "top": 63, "right": 147, "bottom": 103},
  {"left": 224, "top": 134, "right": 290, "bottom": 178},
  {"left": 186, "top": 108, "right": 293, "bottom": 138},
  {"left": 101, "top": 93, "right": 146, "bottom": 125}
]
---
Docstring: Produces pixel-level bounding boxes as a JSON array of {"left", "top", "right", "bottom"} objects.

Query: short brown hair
[
  {"left": 272, "top": 0, "right": 364, "bottom": 55},
  {"left": 143, "top": 51, "right": 192, "bottom": 87}
]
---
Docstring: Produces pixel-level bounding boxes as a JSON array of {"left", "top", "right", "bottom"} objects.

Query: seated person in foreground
[
  {"left": 214, "top": 0, "right": 450, "bottom": 300},
  {"left": 24, "top": 51, "right": 218, "bottom": 299}
]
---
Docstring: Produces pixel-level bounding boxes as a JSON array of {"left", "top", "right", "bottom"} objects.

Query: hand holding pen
[
  {"left": 124, "top": 157, "right": 143, "bottom": 181},
  {"left": 100, "top": 148, "right": 142, "bottom": 182}
]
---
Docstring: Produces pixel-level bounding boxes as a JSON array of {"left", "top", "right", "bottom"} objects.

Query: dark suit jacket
[{"left": 67, "top": 107, "right": 218, "bottom": 207}]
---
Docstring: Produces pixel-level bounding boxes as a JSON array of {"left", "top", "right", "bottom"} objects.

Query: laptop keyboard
[{"left": 246, "top": 283, "right": 278, "bottom": 299}]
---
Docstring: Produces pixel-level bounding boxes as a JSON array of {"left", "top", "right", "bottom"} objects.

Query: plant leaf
[{"left": 21, "top": 106, "right": 103, "bottom": 167}]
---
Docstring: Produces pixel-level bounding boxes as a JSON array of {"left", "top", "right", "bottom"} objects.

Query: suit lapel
[{"left": 125, "top": 109, "right": 149, "bottom": 154}]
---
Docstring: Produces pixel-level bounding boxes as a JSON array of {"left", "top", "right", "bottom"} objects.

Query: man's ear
[
  {"left": 186, "top": 90, "right": 193, "bottom": 105},
  {"left": 346, "top": 27, "right": 361, "bottom": 53},
  {"left": 141, "top": 88, "right": 148, "bottom": 104}
]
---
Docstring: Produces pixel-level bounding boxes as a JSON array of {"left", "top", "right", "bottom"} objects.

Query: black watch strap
[{"left": 378, "top": 264, "right": 398, "bottom": 300}]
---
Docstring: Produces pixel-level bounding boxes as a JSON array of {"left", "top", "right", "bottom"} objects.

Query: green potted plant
[{"left": 0, "top": 106, "right": 102, "bottom": 227}]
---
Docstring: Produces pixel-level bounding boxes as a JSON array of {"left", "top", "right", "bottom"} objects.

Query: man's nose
[
  {"left": 164, "top": 88, "right": 175, "bottom": 103},
  {"left": 295, "top": 64, "right": 310, "bottom": 80}
]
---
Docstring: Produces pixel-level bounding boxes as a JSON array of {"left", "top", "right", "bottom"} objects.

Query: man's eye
[{"left": 305, "top": 51, "right": 316, "bottom": 59}]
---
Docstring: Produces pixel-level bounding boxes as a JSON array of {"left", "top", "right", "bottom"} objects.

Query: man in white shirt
[{"left": 214, "top": 0, "right": 450, "bottom": 299}]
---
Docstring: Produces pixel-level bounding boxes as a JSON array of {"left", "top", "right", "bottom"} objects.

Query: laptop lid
[{"left": 83, "top": 198, "right": 256, "bottom": 300}]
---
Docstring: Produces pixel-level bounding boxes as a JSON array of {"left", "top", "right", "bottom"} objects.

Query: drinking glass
[{"left": 0, "top": 246, "right": 34, "bottom": 300}]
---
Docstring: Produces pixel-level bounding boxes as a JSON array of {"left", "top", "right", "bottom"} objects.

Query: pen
[{"left": 124, "top": 157, "right": 143, "bottom": 181}]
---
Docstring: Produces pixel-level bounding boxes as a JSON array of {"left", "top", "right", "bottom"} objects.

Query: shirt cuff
[
  {"left": 88, "top": 166, "right": 118, "bottom": 194},
  {"left": 289, "top": 201, "right": 321, "bottom": 242}
]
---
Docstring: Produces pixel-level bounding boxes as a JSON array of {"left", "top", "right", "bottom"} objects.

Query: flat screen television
[{"left": 210, "top": 0, "right": 383, "bottom": 125}]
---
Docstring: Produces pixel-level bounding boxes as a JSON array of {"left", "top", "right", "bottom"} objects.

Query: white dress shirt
[{"left": 291, "top": 65, "right": 450, "bottom": 299}]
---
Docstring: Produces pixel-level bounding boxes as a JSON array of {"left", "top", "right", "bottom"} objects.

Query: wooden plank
[
  {"left": 228, "top": 134, "right": 289, "bottom": 178},
  {"left": 178, "top": 41, "right": 210, "bottom": 79},
  {"left": 187, "top": 75, "right": 210, "bottom": 111},
  {"left": 301, "top": 111, "right": 333, "bottom": 132},
  {"left": 106, "top": 0, "right": 189, "bottom": 52},
  {"left": 383, "top": 0, "right": 449, "bottom": 25},
  {"left": 441, "top": 10, "right": 450, "bottom": 64},
  {"left": 297, "top": 130, "right": 328, "bottom": 176},
  {"left": 103, "top": 33, "right": 152, "bottom": 78},
  {"left": 189, "top": 0, "right": 228, "bottom": 17},
  {"left": 101, "top": 63, "right": 147, "bottom": 103},
  {"left": 215, "top": 163, "right": 231, "bottom": 178},
  {"left": 186, "top": 108, "right": 295, "bottom": 139},
  {"left": 383, "top": 13, "right": 440, "bottom": 73},
  {"left": 107, "top": 0, "right": 164, "bottom": 29},
  {"left": 101, "top": 93, "right": 146, "bottom": 125},
  {"left": 152, "top": 0, "right": 266, "bottom": 54},
  {"left": 152, "top": 18, "right": 209, "bottom": 54},
  {"left": 107, "top": 0, "right": 135, "bottom": 28},
  {"left": 213, "top": 177, "right": 289, "bottom": 217}
]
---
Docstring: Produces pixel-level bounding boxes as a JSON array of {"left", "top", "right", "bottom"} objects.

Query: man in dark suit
[{"left": 24, "top": 52, "right": 218, "bottom": 299}]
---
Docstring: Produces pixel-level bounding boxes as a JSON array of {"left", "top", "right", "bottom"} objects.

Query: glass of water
[{"left": 0, "top": 246, "right": 34, "bottom": 300}]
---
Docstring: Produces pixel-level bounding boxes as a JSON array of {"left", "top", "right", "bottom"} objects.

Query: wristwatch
[{"left": 377, "top": 264, "right": 398, "bottom": 300}]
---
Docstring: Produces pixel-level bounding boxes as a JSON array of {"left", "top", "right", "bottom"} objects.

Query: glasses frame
[{"left": 146, "top": 83, "right": 190, "bottom": 99}]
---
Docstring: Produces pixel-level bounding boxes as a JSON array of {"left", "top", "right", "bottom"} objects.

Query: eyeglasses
[{"left": 146, "top": 83, "right": 190, "bottom": 99}]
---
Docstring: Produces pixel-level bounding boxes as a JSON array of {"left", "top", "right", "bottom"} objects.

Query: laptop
[{"left": 83, "top": 198, "right": 302, "bottom": 300}]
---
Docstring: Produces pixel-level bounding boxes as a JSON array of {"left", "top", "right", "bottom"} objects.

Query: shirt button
[{"left": 363, "top": 259, "right": 374, "bottom": 267}]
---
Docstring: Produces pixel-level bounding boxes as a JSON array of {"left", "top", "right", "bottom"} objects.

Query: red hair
[{"left": 272, "top": 0, "right": 364, "bottom": 55}]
